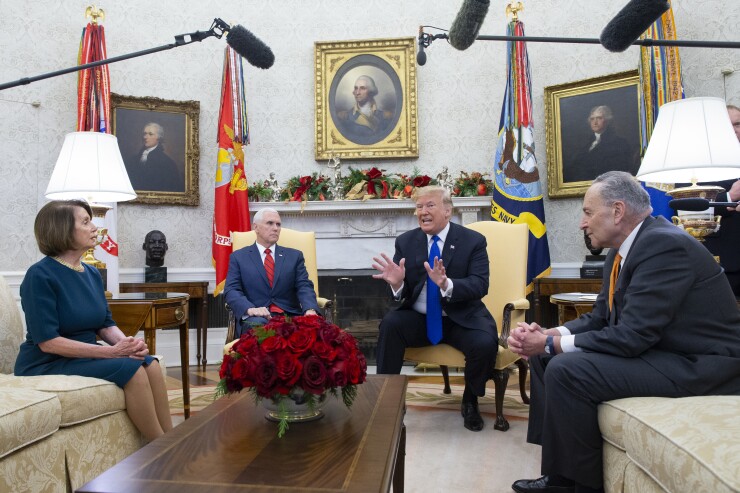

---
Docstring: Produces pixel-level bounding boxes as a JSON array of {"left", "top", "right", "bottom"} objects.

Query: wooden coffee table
[{"left": 77, "top": 375, "right": 407, "bottom": 493}]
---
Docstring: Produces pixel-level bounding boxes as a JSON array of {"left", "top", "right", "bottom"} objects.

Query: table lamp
[
  {"left": 636, "top": 97, "right": 740, "bottom": 241},
  {"left": 45, "top": 132, "right": 136, "bottom": 288}
]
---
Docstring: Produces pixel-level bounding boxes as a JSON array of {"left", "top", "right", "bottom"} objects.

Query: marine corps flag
[
  {"left": 491, "top": 19, "right": 551, "bottom": 292},
  {"left": 212, "top": 47, "right": 251, "bottom": 296}
]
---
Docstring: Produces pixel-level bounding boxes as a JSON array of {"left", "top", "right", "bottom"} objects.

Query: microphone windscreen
[
  {"left": 668, "top": 198, "right": 710, "bottom": 211},
  {"left": 226, "top": 25, "right": 275, "bottom": 69},
  {"left": 600, "top": 0, "right": 670, "bottom": 52},
  {"left": 448, "top": 0, "right": 490, "bottom": 51},
  {"left": 417, "top": 49, "right": 427, "bottom": 66}
]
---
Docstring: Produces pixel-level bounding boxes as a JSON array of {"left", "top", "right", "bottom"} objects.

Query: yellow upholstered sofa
[
  {"left": 599, "top": 396, "right": 740, "bottom": 493},
  {"left": 0, "top": 275, "right": 144, "bottom": 493}
]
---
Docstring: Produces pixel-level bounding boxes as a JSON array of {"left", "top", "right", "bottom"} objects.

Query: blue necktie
[{"left": 426, "top": 235, "right": 443, "bottom": 344}]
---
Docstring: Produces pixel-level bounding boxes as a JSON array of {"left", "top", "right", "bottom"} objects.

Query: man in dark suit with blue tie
[
  {"left": 372, "top": 186, "right": 498, "bottom": 431},
  {"left": 225, "top": 208, "right": 320, "bottom": 337},
  {"left": 509, "top": 172, "right": 740, "bottom": 493}
]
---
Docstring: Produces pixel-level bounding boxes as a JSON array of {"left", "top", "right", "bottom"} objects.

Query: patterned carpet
[{"left": 167, "top": 366, "right": 531, "bottom": 422}]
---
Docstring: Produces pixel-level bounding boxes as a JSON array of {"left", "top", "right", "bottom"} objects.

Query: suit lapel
[
  {"left": 441, "top": 223, "right": 458, "bottom": 267},
  {"left": 272, "top": 245, "right": 284, "bottom": 287},
  {"left": 246, "top": 244, "right": 270, "bottom": 288}
]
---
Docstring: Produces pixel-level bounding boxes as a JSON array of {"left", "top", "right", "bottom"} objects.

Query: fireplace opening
[{"left": 318, "top": 270, "right": 400, "bottom": 365}]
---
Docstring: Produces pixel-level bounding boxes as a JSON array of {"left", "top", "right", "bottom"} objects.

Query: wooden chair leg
[
  {"left": 514, "top": 359, "right": 530, "bottom": 404},
  {"left": 441, "top": 365, "right": 452, "bottom": 394},
  {"left": 492, "top": 369, "right": 510, "bottom": 431}
]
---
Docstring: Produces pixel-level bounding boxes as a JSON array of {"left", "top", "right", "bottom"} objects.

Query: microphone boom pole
[
  {"left": 424, "top": 32, "right": 740, "bottom": 50},
  {"left": 0, "top": 18, "right": 231, "bottom": 91}
]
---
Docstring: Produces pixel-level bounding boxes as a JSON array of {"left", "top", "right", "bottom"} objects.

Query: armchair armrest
[
  {"left": 499, "top": 298, "right": 530, "bottom": 347},
  {"left": 317, "top": 297, "right": 334, "bottom": 323}
]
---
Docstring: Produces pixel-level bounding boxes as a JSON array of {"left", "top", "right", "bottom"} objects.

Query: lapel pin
[{"left": 450, "top": 245, "right": 455, "bottom": 250}]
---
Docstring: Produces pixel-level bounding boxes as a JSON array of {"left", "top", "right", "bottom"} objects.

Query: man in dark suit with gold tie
[
  {"left": 372, "top": 186, "right": 498, "bottom": 431},
  {"left": 508, "top": 171, "right": 740, "bottom": 493}
]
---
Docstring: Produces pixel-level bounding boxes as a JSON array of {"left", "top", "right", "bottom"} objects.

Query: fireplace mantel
[{"left": 249, "top": 197, "right": 492, "bottom": 270}]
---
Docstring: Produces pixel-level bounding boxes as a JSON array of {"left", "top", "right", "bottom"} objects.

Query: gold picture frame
[
  {"left": 314, "top": 37, "right": 418, "bottom": 160},
  {"left": 544, "top": 70, "right": 642, "bottom": 198},
  {"left": 111, "top": 93, "right": 200, "bottom": 205}
]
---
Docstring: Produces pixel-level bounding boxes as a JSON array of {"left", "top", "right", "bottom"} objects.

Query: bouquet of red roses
[{"left": 216, "top": 315, "right": 367, "bottom": 437}]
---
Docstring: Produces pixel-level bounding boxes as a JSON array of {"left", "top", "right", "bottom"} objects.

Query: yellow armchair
[
  {"left": 404, "top": 220, "right": 531, "bottom": 431},
  {"left": 225, "top": 228, "right": 334, "bottom": 343}
]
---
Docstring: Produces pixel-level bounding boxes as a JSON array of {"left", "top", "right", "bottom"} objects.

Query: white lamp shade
[
  {"left": 637, "top": 97, "right": 740, "bottom": 184},
  {"left": 45, "top": 132, "right": 137, "bottom": 203}
]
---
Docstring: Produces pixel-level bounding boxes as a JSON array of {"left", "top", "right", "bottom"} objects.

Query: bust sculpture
[{"left": 143, "top": 230, "right": 168, "bottom": 268}]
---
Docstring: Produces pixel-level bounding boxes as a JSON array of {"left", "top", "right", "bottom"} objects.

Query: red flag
[{"left": 212, "top": 47, "right": 251, "bottom": 296}]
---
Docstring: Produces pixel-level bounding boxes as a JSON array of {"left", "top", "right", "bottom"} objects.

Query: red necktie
[
  {"left": 264, "top": 248, "right": 283, "bottom": 314},
  {"left": 264, "top": 248, "right": 275, "bottom": 286}
]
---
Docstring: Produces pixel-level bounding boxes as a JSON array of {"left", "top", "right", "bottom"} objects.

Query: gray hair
[
  {"left": 355, "top": 75, "right": 378, "bottom": 97},
  {"left": 145, "top": 122, "right": 164, "bottom": 141},
  {"left": 253, "top": 208, "right": 280, "bottom": 224},
  {"left": 589, "top": 105, "right": 614, "bottom": 121},
  {"left": 592, "top": 171, "right": 652, "bottom": 218}
]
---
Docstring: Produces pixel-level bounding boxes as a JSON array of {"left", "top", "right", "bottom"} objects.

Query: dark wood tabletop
[{"left": 77, "top": 374, "right": 408, "bottom": 493}]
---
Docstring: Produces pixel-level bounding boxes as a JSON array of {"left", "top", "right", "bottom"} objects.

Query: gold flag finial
[
  {"left": 85, "top": 5, "right": 105, "bottom": 24},
  {"left": 506, "top": 2, "right": 524, "bottom": 22}
]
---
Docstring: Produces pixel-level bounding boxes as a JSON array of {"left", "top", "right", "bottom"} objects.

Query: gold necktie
[{"left": 608, "top": 252, "right": 622, "bottom": 311}]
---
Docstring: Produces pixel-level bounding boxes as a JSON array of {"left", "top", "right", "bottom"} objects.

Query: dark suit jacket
[
  {"left": 392, "top": 222, "right": 496, "bottom": 336},
  {"left": 565, "top": 216, "right": 740, "bottom": 395},
  {"left": 224, "top": 243, "right": 319, "bottom": 320},
  {"left": 127, "top": 146, "right": 183, "bottom": 192}
]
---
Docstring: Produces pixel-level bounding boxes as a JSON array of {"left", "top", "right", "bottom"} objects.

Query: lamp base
[{"left": 668, "top": 183, "right": 724, "bottom": 242}]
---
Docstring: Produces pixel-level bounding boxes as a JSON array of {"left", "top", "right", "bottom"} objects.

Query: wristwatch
[{"left": 544, "top": 335, "right": 555, "bottom": 355}]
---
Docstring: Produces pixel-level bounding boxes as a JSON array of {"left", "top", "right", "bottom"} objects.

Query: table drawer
[{"left": 153, "top": 303, "right": 188, "bottom": 327}]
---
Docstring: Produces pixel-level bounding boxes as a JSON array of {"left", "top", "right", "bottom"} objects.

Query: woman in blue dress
[{"left": 15, "top": 199, "right": 172, "bottom": 441}]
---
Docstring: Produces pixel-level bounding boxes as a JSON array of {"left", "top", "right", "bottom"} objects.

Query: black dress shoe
[
  {"left": 511, "top": 475, "right": 575, "bottom": 493},
  {"left": 460, "top": 400, "right": 484, "bottom": 431}
]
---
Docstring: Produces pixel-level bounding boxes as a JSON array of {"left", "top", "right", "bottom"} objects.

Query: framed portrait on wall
[
  {"left": 544, "top": 70, "right": 641, "bottom": 198},
  {"left": 314, "top": 37, "right": 419, "bottom": 160},
  {"left": 111, "top": 94, "right": 200, "bottom": 205}
]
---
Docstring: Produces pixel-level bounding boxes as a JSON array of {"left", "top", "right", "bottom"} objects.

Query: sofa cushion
[
  {"left": 0, "top": 274, "right": 24, "bottom": 375},
  {"left": 621, "top": 396, "right": 740, "bottom": 493},
  {"left": 0, "top": 387, "right": 60, "bottom": 459},
  {"left": 0, "top": 375, "right": 125, "bottom": 426},
  {"left": 598, "top": 397, "right": 669, "bottom": 450}
]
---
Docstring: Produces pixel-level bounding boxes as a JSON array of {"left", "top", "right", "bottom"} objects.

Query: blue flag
[{"left": 491, "top": 20, "right": 551, "bottom": 293}]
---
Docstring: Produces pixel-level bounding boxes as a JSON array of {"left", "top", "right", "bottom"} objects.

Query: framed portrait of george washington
[
  {"left": 111, "top": 94, "right": 200, "bottom": 206},
  {"left": 544, "top": 70, "right": 642, "bottom": 198},
  {"left": 314, "top": 37, "right": 419, "bottom": 160}
]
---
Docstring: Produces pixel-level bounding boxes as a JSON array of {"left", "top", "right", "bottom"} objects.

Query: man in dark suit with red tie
[
  {"left": 372, "top": 186, "right": 498, "bottom": 431},
  {"left": 509, "top": 171, "right": 740, "bottom": 493},
  {"left": 224, "top": 208, "right": 319, "bottom": 337}
]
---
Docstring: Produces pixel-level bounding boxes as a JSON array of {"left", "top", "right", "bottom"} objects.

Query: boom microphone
[
  {"left": 600, "top": 0, "right": 670, "bottom": 52},
  {"left": 448, "top": 0, "right": 491, "bottom": 51},
  {"left": 417, "top": 33, "right": 427, "bottom": 66},
  {"left": 669, "top": 198, "right": 739, "bottom": 211},
  {"left": 226, "top": 24, "right": 275, "bottom": 69}
]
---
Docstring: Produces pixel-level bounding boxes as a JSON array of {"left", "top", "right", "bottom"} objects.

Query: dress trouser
[
  {"left": 376, "top": 309, "right": 497, "bottom": 396},
  {"left": 527, "top": 352, "right": 687, "bottom": 488}
]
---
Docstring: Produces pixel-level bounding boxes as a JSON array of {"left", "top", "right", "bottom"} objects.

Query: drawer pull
[{"left": 175, "top": 307, "right": 185, "bottom": 321}]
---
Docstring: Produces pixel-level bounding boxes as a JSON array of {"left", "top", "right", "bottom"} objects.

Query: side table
[
  {"left": 121, "top": 282, "right": 209, "bottom": 367},
  {"left": 549, "top": 292, "right": 598, "bottom": 325},
  {"left": 533, "top": 277, "right": 602, "bottom": 325},
  {"left": 108, "top": 292, "right": 192, "bottom": 418}
]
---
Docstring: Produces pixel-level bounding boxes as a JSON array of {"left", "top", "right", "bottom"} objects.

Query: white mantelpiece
[{"left": 249, "top": 198, "right": 492, "bottom": 270}]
